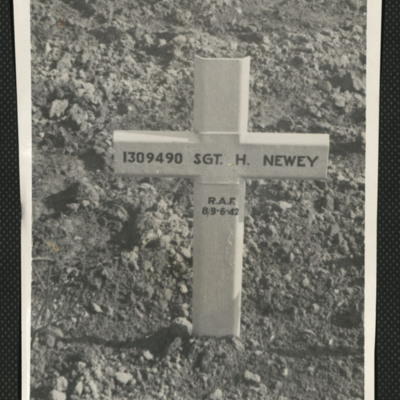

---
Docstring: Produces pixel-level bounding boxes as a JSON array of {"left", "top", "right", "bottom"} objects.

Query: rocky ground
[{"left": 30, "top": 0, "right": 366, "bottom": 399}]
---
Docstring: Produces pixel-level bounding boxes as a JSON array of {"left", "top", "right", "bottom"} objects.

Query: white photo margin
[{"left": 14, "top": 0, "right": 382, "bottom": 398}]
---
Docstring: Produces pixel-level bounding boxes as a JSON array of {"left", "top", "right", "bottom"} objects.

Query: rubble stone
[{"left": 170, "top": 317, "right": 192, "bottom": 337}]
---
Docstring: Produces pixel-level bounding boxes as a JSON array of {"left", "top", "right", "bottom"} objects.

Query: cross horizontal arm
[{"left": 114, "top": 130, "right": 329, "bottom": 182}]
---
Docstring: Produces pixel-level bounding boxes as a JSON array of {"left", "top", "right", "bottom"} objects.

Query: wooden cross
[{"left": 114, "top": 56, "right": 329, "bottom": 337}]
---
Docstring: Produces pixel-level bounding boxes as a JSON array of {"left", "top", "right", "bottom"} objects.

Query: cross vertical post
[{"left": 192, "top": 57, "right": 250, "bottom": 336}]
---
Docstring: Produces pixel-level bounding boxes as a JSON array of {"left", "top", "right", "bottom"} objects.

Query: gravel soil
[{"left": 30, "top": 0, "right": 366, "bottom": 399}]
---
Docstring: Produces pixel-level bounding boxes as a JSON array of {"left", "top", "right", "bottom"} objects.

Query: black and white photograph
[{"left": 17, "top": 0, "right": 380, "bottom": 399}]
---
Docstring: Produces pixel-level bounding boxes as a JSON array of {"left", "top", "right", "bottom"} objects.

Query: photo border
[{"left": 14, "top": 0, "right": 382, "bottom": 398}]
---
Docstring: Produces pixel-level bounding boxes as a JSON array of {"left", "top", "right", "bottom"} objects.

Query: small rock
[
  {"left": 248, "top": 338, "right": 260, "bottom": 348},
  {"left": 308, "top": 105, "right": 321, "bottom": 118},
  {"left": 231, "top": 336, "right": 245, "bottom": 352},
  {"left": 87, "top": 379, "right": 99, "bottom": 398},
  {"left": 339, "top": 242, "right": 350, "bottom": 255},
  {"left": 165, "top": 336, "right": 182, "bottom": 356},
  {"left": 278, "top": 201, "right": 292, "bottom": 211},
  {"left": 281, "top": 367, "right": 289, "bottom": 377},
  {"left": 318, "top": 80, "right": 332, "bottom": 92},
  {"left": 323, "top": 193, "right": 335, "bottom": 210},
  {"left": 45, "top": 332, "right": 56, "bottom": 348},
  {"left": 78, "top": 50, "right": 91, "bottom": 65},
  {"left": 158, "top": 38, "right": 167, "bottom": 47},
  {"left": 164, "top": 288, "right": 172, "bottom": 301},
  {"left": 312, "top": 303, "right": 320, "bottom": 313},
  {"left": 179, "top": 282, "right": 188, "bottom": 294},
  {"left": 197, "top": 348, "right": 213, "bottom": 372},
  {"left": 302, "top": 277, "right": 310, "bottom": 288},
  {"left": 284, "top": 273, "right": 292, "bottom": 282},
  {"left": 45, "top": 41, "right": 52, "bottom": 55},
  {"left": 209, "top": 388, "right": 223, "bottom": 400},
  {"left": 104, "top": 305, "right": 114, "bottom": 317},
  {"left": 244, "top": 370, "right": 261, "bottom": 385},
  {"left": 177, "top": 303, "right": 190, "bottom": 318},
  {"left": 73, "top": 381, "right": 83, "bottom": 396},
  {"left": 329, "top": 224, "right": 340, "bottom": 237},
  {"left": 43, "top": 327, "right": 63, "bottom": 348},
  {"left": 346, "top": 0, "right": 362, "bottom": 10},
  {"left": 77, "top": 361, "right": 86, "bottom": 372},
  {"left": 268, "top": 224, "right": 278, "bottom": 236},
  {"left": 93, "top": 365, "right": 104, "bottom": 381},
  {"left": 293, "top": 33, "right": 308, "bottom": 44},
  {"left": 57, "top": 52, "right": 73, "bottom": 70},
  {"left": 332, "top": 93, "right": 346, "bottom": 108},
  {"left": 49, "top": 390, "right": 66, "bottom": 400},
  {"left": 143, "top": 260, "right": 153, "bottom": 271},
  {"left": 173, "top": 34, "right": 187, "bottom": 46},
  {"left": 159, "top": 235, "right": 171, "bottom": 248},
  {"left": 69, "top": 103, "right": 87, "bottom": 128},
  {"left": 170, "top": 317, "right": 192, "bottom": 337},
  {"left": 121, "top": 250, "right": 139, "bottom": 270},
  {"left": 262, "top": 35, "right": 271, "bottom": 45},
  {"left": 49, "top": 99, "right": 69, "bottom": 119},
  {"left": 135, "top": 370, "right": 143, "bottom": 383},
  {"left": 56, "top": 376, "right": 68, "bottom": 392},
  {"left": 302, "top": 43, "right": 314, "bottom": 53},
  {"left": 180, "top": 247, "right": 192, "bottom": 259},
  {"left": 335, "top": 232, "right": 345, "bottom": 245},
  {"left": 230, "top": 40, "right": 239, "bottom": 51},
  {"left": 338, "top": 55, "right": 350, "bottom": 68},
  {"left": 143, "top": 350, "right": 154, "bottom": 360},
  {"left": 351, "top": 74, "right": 365, "bottom": 93},
  {"left": 143, "top": 34, "right": 154, "bottom": 47},
  {"left": 337, "top": 173, "right": 356, "bottom": 189},
  {"left": 115, "top": 372, "right": 133, "bottom": 385},
  {"left": 89, "top": 302, "right": 102, "bottom": 313}
]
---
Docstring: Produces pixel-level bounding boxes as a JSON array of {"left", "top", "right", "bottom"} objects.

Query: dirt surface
[{"left": 30, "top": 0, "right": 366, "bottom": 399}]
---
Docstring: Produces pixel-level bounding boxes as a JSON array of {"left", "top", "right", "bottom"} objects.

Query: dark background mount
[
  {"left": 376, "top": 0, "right": 400, "bottom": 398},
  {"left": 0, "top": 1, "right": 21, "bottom": 399}
]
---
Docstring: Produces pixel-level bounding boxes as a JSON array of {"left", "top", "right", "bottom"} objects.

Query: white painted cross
[{"left": 114, "top": 56, "right": 329, "bottom": 337}]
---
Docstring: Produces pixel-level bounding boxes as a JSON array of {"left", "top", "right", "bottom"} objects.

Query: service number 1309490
[{"left": 123, "top": 152, "right": 183, "bottom": 164}]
